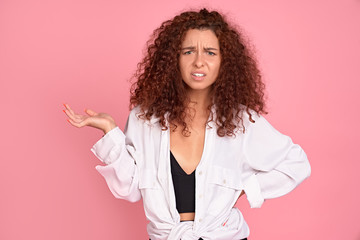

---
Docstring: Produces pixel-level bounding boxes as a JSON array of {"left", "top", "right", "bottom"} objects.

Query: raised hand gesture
[{"left": 63, "top": 103, "right": 117, "bottom": 134}]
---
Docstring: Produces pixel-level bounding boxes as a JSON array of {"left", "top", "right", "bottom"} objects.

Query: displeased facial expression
[{"left": 179, "top": 29, "right": 221, "bottom": 94}]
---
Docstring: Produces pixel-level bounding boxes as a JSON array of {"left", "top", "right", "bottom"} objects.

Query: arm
[
  {"left": 91, "top": 109, "right": 142, "bottom": 203},
  {"left": 63, "top": 103, "right": 142, "bottom": 202},
  {"left": 241, "top": 112, "right": 311, "bottom": 208}
]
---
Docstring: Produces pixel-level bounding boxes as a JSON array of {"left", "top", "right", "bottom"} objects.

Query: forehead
[{"left": 181, "top": 29, "right": 219, "bottom": 47}]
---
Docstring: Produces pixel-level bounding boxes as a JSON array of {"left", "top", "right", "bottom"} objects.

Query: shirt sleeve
[
  {"left": 241, "top": 112, "right": 311, "bottom": 208},
  {"left": 90, "top": 109, "right": 142, "bottom": 203}
]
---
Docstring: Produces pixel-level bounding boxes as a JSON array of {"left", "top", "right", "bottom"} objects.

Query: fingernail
[
  {"left": 67, "top": 119, "right": 70, "bottom": 123},
  {"left": 63, "top": 109, "right": 66, "bottom": 113},
  {"left": 63, "top": 103, "right": 67, "bottom": 108}
]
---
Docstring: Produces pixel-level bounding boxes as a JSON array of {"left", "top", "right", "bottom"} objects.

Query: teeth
[{"left": 193, "top": 73, "right": 205, "bottom": 77}]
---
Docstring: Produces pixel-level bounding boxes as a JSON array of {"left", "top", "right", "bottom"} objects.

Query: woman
[{"left": 63, "top": 9, "right": 311, "bottom": 240}]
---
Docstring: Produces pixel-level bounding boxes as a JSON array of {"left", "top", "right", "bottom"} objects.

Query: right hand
[{"left": 63, "top": 103, "right": 117, "bottom": 134}]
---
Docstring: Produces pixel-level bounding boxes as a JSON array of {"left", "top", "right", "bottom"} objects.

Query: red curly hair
[{"left": 130, "top": 8, "right": 267, "bottom": 137}]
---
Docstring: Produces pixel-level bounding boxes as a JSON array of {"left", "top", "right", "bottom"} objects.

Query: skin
[
  {"left": 171, "top": 29, "right": 221, "bottom": 221},
  {"left": 179, "top": 29, "right": 221, "bottom": 98},
  {"left": 63, "top": 104, "right": 117, "bottom": 134},
  {"left": 63, "top": 28, "right": 245, "bottom": 223}
]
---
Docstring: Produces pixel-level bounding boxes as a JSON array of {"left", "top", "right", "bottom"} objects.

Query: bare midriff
[{"left": 180, "top": 212, "right": 195, "bottom": 221}]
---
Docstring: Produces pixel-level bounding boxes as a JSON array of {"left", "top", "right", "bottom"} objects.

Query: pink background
[{"left": 1, "top": 0, "right": 359, "bottom": 239}]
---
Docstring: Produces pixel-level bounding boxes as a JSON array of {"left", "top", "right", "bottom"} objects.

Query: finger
[
  {"left": 64, "top": 108, "right": 85, "bottom": 123},
  {"left": 63, "top": 107, "right": 75, "bottom": 120},
  {"left": 85, "top": 108, "right": 97, "bottom": 116},
  {"left": 63, "top": 107, "right": 74, "bottom": 118},
  {"left": 63, "top": 104, "right": 85, "bottom": 121},
  {"left": 67, "top": 117, "right": 86, "bottom": 128},
  {"left": 63, "top": 103, "right": 76, "bottom": 116}
]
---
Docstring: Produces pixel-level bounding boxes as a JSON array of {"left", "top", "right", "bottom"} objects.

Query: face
[{"left": 179, "top": 29, "right": 221, "bottom": 95}]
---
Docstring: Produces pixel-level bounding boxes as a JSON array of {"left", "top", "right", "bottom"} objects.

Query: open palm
[{"left": 63, "top": 103, "right": 117, "bottom": 134}]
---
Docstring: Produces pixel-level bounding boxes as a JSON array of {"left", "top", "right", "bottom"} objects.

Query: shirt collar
[{"left": 146, "top": 105, "right": 217, "bottom": 127}]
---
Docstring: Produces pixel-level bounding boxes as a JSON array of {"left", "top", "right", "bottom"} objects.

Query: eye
[
  {"left": 183, "top": 50, "right": 192, "bottom": 55},
  {"left": 207, "top": 51, "right": 216, "bottom": 56}
]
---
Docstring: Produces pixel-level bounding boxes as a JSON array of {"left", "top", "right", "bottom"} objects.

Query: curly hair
[{"left": 130, "top": 8, "right": 267, "bottom": 137}]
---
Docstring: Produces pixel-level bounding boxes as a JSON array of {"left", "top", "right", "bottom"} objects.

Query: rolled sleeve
[
  {"left": 90, "top": 119, "right": 141, "bottom": 202},
  {"left": 242, "top": 174, "right": 264, "bottom": 208},
  {"left": 91, "top": 126, "right": 125, "bottom": 165},
  {"left": 242, "top": 112, "right": 311, "bottom": 208}
]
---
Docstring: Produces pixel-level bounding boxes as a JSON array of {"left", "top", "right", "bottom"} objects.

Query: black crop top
[{"left": 170, "top": 151, "right": 196, "bottom": 213}]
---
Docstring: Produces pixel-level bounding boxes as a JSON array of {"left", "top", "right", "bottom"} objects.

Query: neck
[{"left": 185, "top": 89, "right": 212, "bottom": 120}]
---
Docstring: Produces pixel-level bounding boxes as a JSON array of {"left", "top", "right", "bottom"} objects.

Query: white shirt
[{"left": 90, "top": 106, "right": 311, "bottom": 240}]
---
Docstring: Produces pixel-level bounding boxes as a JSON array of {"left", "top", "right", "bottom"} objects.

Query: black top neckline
[{"left": 170, "top": 151, "right": 196, "bottom": 176}]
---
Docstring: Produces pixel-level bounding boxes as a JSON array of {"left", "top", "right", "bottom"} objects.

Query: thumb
[{"left": 85, "top": 108, "right": 97, "bottom": 116}]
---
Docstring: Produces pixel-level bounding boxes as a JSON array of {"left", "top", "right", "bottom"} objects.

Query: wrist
[{"left": 103, "top": 122, "right": 117, "bottom": 135}]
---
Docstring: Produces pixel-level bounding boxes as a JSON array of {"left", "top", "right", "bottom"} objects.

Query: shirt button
[
  {"left": 198, "top": 171, "right": 202, "bottom": 175},
  {"left": 223, "top": 179, "right": 226, "bottom": 184},
  {"left": 199, "top": 194, "right": 203, "bottom": 198},
  {"left": 199, "top": 218, "right": 202, "bottom": 222}
]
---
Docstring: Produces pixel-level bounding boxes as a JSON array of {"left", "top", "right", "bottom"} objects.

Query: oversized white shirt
[{"left": 90, "top": 106, "right": 311, "bottom": 240}]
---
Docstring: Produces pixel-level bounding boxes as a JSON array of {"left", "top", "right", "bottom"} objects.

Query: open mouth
[{"left": 192, "top": 73, "right": 205, "bottom": 77}]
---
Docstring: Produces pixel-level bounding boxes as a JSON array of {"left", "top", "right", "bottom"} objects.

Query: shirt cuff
[
  {"left": 90, "top": 126, "right": 125, "bottom": 164},
  {"left": 243, "top": 173, "right": 264, "bottom": 208}
]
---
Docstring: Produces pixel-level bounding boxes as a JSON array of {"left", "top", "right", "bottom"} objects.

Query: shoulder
[
  {"left": 239, "top": 107, "right": 290, "bottom": 147},
  {"left": 124, "top": 106, "right": 151, "bottom": 136},
  {"left": 236, "top": 105, "right": 263, "bottom": 132},
  {"left": 128, "top": 105, "right": 142, "bottom": 120},
  {"left": 210, "top": 104, "right": 264, "bottom": 135},
  {"left": 128, "top": 105, "right": 161, "bottom": 126}
]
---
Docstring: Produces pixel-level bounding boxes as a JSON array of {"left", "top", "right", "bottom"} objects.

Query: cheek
[
  {"left": 179, "top": 58, "right": 186, "bottom": 74},
  {"left": 210, "top": 60, "right": 221, "bottom": 74},
  {"left": 216, "top": 59, "right": 221, "bottom": 71},
  {"left": 179, "top": 59, "right": 193, "bottom": 78}
]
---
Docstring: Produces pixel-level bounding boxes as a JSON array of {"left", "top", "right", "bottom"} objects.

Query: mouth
[
  {"left": 191, "top": 73, "right": 206, "bottom": 77},
  {"left": 191, "top": 72, "right": 206, "bottom": 81}
]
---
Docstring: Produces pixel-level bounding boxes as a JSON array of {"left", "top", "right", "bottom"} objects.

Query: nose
[{"left": 194, "top": 52, "right": 204, "bottom": 68}]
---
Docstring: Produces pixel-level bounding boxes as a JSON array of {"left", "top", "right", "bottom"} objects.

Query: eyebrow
[{"left": 181, "top": 46, "right": 219, "bottom": 51}]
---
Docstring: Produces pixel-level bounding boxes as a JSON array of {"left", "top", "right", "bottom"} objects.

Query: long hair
[{"left": 130, "top": 8, "right": 267, "bottom": 137}]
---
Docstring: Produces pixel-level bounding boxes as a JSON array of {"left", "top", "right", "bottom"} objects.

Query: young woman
[{"left": 63, "top": 9, "right": 311, "bottom": 240}]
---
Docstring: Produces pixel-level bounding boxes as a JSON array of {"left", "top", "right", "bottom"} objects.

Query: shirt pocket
[
  {"left": 139, "top": 169, "right": 160, "bottom": 190},
  {"left": 208, "top": 165, "right": 243, "bottom": 190},
  {"left": 206, "top": 165, "right": 243, "bottom": 216},
  {"left": 138, "top": 169, "right": 169, "bottom": 219}
]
